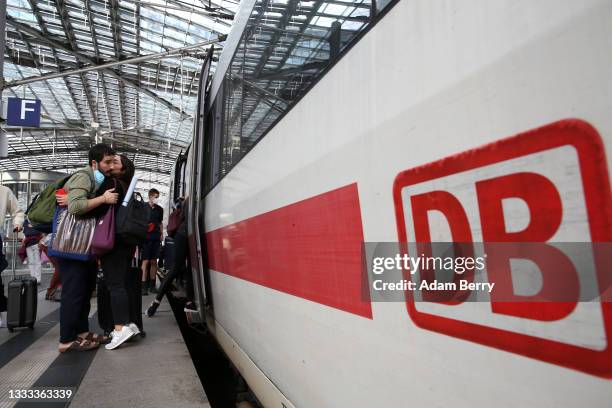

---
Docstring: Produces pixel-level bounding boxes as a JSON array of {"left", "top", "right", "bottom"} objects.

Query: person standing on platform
[
  {"left": 140, "top": 188, "right": 163, "bottom": 296},
  {"left": 95, "top": 154, "right": 140, "bottom": 350},
  {"left": 41, "top": 233, "right": 62, "bottom": 301},
  {"left": 56, "top": 143, "right": 118, "bottom": 352},
  {"left": 0, "top": 185, "right": 24, "bottom": 328},
  {"left": 21, "top": 220, "right": 43, "bottom": 283}
]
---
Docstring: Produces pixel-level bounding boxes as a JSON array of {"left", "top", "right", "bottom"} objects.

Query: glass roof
[
  {"left": 1, "top": 0, "right": 389, "bottom": 196},
  {"left": 1, "top": 0, "right": 239, "bottom": 194}
]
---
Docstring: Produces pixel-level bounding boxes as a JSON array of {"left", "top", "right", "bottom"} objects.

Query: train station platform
[{"left": 0, "top": 272, "right": 209, "bottom": 408}]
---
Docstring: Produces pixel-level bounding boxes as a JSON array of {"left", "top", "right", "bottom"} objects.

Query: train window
[
  {"left": 203, "top": 94, "right": 223, "bottom": 192},
  {"left": 208, "top": 0, "right": 398, "bottom": 182},
  {"left": 173, "top": 153, "right": 187, "bottom": 199}
]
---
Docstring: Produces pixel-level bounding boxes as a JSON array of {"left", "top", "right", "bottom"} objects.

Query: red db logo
[{"left": 393, "top": 119, "right": 612, "bottom": 377}]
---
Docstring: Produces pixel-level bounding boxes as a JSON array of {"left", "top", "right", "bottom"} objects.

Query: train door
[{"left": 186, "top": 48, "right": 214, "bottom": 319}]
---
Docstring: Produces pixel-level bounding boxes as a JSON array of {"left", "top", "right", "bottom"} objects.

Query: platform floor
[{"left": 0, "top": 272, "right": 209, "bottom": 408}]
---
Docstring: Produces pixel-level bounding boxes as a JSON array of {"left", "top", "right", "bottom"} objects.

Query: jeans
[{"left": 156, "top": 223, "right": 193, "bottom": 302}]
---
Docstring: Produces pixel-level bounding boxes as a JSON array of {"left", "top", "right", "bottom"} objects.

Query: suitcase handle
[{"left": 11, "top": 230, "right": 17, "bottom": 280}]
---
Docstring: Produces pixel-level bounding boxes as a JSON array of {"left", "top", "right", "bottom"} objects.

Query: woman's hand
[{"left": 103, "top": 188, "right": 119, "bottom": 204}]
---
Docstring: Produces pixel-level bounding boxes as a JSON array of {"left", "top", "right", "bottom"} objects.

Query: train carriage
[{"left": 172, "top": 0, "right": 612, "bottom": 406}]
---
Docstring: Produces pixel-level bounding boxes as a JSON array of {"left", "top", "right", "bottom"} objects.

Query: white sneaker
[
  {"left": 0, "top": 311, "right": 6, "bottom": 328},
  {"left": 105, "top": 326, "right": 135, "bottom": 350},
  {"left": 128, "top": 323, "right": 140, "bottom": 336}
]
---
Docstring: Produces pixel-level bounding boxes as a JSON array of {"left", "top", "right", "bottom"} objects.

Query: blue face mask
[{"left": 94, "top": 169, "right": 105, "bottom": 185}]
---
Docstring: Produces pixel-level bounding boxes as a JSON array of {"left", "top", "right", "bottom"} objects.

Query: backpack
[
  {"left": 116, "top": 192, "right": 150, "bottom": 245},
  {"left": 27, "top": 170, "right": 94, "bottom": 228}
]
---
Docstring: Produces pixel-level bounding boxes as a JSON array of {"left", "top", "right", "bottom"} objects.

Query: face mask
[{"left": 94, "top": 169, "right": 105, "bottom": 185}]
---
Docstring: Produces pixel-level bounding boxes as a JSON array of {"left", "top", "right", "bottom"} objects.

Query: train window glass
[
  {"left": 214, "top": 0, "right": 397, "bottom": 181},
  {"left": 174, "top": 155, "right": 187, "bottom": 199},
  {"left": 377, "top": 0, "right": 394, "bottom": 13},
  {"left": 203, "top": 101, "right": 221, "bottom": 192}
]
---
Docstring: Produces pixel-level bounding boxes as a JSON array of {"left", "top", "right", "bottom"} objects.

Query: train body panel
[{"left": 181, "top": 0, "right": 612, "bottom": 406}]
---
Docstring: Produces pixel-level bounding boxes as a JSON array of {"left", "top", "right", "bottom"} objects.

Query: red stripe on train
[{"left": 206, "top": 183, "right": 372, "bottom": 319}]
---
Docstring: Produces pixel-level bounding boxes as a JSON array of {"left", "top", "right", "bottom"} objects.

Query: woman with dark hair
[
  {"left": 115, "top": 154, "right": 135, "bottom": 187},
  {"left": 94, "top": 154, "right": 141, "bottom": 349}
]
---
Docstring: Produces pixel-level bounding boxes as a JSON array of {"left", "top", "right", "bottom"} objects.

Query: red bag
[{"left": 167, "top": 208, "right": 182, "bottom": 237}]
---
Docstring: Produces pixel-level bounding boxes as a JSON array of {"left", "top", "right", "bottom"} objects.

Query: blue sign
[{"left": 6, "top": 98, "right": 41, "bottom": 127}]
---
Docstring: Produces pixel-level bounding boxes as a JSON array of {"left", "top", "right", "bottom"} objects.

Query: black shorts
[{"left": 140, "top": 240, "right": 161, "bottom": 260}]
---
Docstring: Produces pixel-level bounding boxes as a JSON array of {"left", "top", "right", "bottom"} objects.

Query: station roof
[
  {"left": 1, "top": 0, "right": 238, "bottom": 192},
  {"left": 2, "top": 0, "right": 382, "bottom": 196}
]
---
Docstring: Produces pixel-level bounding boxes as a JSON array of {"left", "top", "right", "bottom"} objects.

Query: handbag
[
  {"left": 116, "top": 193, "right": 150, "bottom": 245},
  {"left": 48, "top": 207, "right": 97, "bottom": 261},
  {"left": 90, "top": 205, "right": 115, "bottom": 259}
]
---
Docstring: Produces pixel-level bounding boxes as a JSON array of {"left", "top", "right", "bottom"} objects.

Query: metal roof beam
[
  {"left": 0, "top": 160, "right": 172, "bottom": 176},
  {"left": 2, "top": 143, "right": 172, "bottom": 160},
  {"left": 109, "top": 0, "right": 127, "bottom": 129},
  {"left": 3, "top": 125, "right": 189, "bottom": 150},
  {"left": 5, "top": 23, "right": 221, "bottom": 86},
  {"left": 23, "top": 0, "right": 87, "bottom": 123},
  {"left": 135, "top": 2, "right": 141, "bottom": 130},
  {"left": 5, "top": 15, "right": 199, "bottom": 118}
]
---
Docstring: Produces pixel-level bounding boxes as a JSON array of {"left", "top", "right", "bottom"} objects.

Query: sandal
[
  {"left": 46, "top": 288, "right": 56, "bottom": 300},
  {"left": 84, "top": 332, "right": 111, "bottom": 344},
  {"left": 58, "top": 338, "right": 99, "bottom": 353}
]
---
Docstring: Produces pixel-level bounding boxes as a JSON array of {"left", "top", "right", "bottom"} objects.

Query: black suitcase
[
  {"left": 7, "top": 276, "right": 38, "bottom": 332},
  {"left": 7, "top": 232, "right": 38, "bottom": 333}
]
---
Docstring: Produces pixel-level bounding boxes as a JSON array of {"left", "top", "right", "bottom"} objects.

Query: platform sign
[
  {"left": 393, "top": 119, "right": 612, "bottom": 377},
  {"left": 6, "top": 98, "right": 41, "bottom": 127}
]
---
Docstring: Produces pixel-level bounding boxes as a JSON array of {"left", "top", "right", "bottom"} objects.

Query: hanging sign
[{"left": 6, "top": 97, "right": 41, "bottom": 127}]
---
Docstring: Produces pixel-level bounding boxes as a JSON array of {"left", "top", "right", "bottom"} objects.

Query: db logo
[{"left": 393, "top": 120, "right": 612, "bottom": 377}]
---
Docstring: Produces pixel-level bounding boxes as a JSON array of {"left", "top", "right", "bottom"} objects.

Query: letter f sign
[
  {"left": 21, "top": 100, "right": 36, "bottom": 120},
  {"left": 6, "top": 97, "right": 41, "bottom": 127}
]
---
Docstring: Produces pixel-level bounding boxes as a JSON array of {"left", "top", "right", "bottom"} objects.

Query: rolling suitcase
[{"left": 7, "top": 233, "right": 38, "bottom": 332}]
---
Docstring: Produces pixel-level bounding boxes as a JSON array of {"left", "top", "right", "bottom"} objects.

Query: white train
[{"left": 171, "top": 0, "right": 612, "bottom": 406}]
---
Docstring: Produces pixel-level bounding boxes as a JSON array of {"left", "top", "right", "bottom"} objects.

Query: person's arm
[
  {"left": 87, "top": 189, "right": 118, "bottom": 211},
  {"left": 65, "top": 173, "right": 118, "bottom": 215},
  {"left": 6, "top": 188, "right": 24, "bottom": 231}
]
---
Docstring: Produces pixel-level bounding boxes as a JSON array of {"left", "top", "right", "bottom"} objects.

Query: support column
[{"left": 0, "top": 0, "right": 7, "bottom": 157}]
